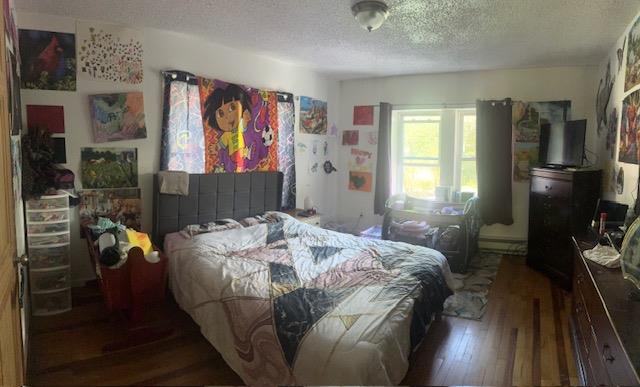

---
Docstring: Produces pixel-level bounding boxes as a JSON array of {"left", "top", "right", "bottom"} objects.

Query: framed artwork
[
  {"left": 77, "top": 21, "right": 143, "bottom": 84},
  {"left": 626, "top": 16, "right": 640, "bottom": 91},
  {"left": 79, "top": 188, "right": 141, "bottom": 232},
  {"left": 26, "top": 105, "right": 65, "bottom": 133},
  {"left": 19, "top": 29, "right": 76, "bottom": 90},
  {"left": 80, "top": 147, "right": 138, "bottom": 188},
  {"left": 619, "top": 90, "right": 640, "bottom": 164},
  {"left": 342, "top": 130, "right": 359, "bottom": 145},
  {"left": 353, "top": 105, "right": 374, "bottom": 125},
  {"left": 299, "top": 96, "right": 327, "bottom": 134},
  {"left": 89, "top": 92, "right": 147, "bottom": 142}
]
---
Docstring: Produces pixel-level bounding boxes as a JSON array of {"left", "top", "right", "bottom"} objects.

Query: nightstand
[{"left": 285, "top": 209, "right": 322, "bottom": 227}]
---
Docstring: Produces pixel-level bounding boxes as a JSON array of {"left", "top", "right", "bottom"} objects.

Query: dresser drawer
[{"left": 531, "top": 176, "right": 571, "bottom": 198}]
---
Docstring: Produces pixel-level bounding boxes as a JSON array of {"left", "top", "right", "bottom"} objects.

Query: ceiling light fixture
[{"left": 351, "top": 0, "right": 389, "bottom": 32}]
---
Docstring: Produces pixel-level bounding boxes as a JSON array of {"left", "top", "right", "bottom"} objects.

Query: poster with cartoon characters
[{"left": 198, "top": 77, "right": 278, "bottom": 173}]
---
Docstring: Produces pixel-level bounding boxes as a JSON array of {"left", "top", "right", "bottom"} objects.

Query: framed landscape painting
[{"left": 80, "top": 147, "right": 138, "bottom": 188}]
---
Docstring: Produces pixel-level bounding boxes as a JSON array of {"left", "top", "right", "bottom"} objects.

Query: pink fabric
[{"left": 163, "top": 232, "right": 187, "bottom": 257}]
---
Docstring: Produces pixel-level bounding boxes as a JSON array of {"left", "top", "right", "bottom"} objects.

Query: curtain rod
[{"left": 355, "top": 102, "right": 475, "bottom": 109}]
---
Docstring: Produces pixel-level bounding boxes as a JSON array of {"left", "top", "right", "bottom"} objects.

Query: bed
[{"left": 153, "top": 172, "right": 455, "bottom": 385}]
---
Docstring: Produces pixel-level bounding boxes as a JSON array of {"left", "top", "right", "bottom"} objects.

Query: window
[{"left": 391, "top": 108, "right": 477, "bottom": 199}]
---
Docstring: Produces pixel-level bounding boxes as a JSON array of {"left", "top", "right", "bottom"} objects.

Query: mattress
[{"left": 165, "top": 212, "right": 454, "bottom": 385}]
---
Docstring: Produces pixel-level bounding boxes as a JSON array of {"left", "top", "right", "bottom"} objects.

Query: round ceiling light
[{"left": 351, "top": 0, "right": 389, "bottom": 32}]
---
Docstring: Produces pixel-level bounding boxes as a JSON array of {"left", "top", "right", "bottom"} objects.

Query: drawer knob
[{"left": 602, "top": 344, "right": 615, "bottom": 363}]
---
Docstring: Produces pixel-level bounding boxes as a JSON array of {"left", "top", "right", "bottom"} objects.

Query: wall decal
[
  {"left": 367, "top": 131, "right": 378, "bottom": 145},
  {"left": 619, "top": 90, "right": 640, "bottom": 164},
  {"left": 353, "top": 105, "right": 374, "bottom": 125},
  {"left": 626, "top": 16, "right": 640, "bottom": 91},
  {"left": 617, "top": 167, "right": 624, "bottom": 195},
  {"left": 299, "top": 96, "right": 327, "bottom": 134},
  {"left": 77, "top": 21, "right": 143, "bottom": 84},
  {"left": 89, "top": 92, "right": 147, "bottom": 142},
  {"left": 199, "top": 77, "right": 278, "bottom": 172},
  {"left": 296, "top": 142, "right": 307, "bottom": 152},
  {"left": 342, "top": 130, "right": 359, "bottom": 145},
  {"left": 79, "top": 188, "right": 141, "bottom": 232},
  {"left": 328, "top": 123, "right": 338, "bottom": 137},
  {"left": 596, "top": 60, "right": 615, "bottom": 135},
  {"left": 80, "top": 147, "right": 138, "bottom": 189},
  {"left": 512, "top": 100, "right": 571, "bottom": 181},
  {"left": 323, "top": 160, "right": 337, "bottom": 174},
  {"left": 19, "top": 29, "right": 76, "bottom": 90},
  {"left": 27, "top": 105, "right": 64, "bottom": 134}
]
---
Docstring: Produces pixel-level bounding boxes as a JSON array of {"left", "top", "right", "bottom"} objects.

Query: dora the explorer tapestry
[{"left": 198, "top": 77, "right": 279, "bottom": 173}]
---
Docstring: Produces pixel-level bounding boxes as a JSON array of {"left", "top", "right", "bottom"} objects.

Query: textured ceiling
[{"left": 15, "top": 0, "right": 640, "bottom": 79}]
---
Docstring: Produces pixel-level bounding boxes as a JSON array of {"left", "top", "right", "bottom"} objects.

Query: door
[{"left": 0, "top": 0, "right": 25, "bottom": 381}]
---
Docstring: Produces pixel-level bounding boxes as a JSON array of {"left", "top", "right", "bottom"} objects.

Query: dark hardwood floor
[{"left": 27, "top": 255, "right": 577, "bottom": 386}]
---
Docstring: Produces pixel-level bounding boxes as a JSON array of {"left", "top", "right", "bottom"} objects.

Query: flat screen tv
[{"left": 539, "top": 119, "right": 586, "bottom": 167}]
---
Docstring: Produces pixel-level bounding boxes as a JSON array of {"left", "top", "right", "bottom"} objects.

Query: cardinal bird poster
[
  {"left": 19, "top": 29, "right": 76, "bottom": 91},
  {"left": 198, "top": 77, "right": 278, "bottom": 173}
]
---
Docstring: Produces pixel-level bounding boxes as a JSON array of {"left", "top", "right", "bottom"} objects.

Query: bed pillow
[
  {"left": 239, "top": 212, "right": 282, "bottom": 227},
  {"left": 179, "top": 218, "right": 243, "bottom": 239}
]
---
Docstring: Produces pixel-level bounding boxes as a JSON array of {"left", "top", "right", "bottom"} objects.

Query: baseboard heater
[{"left": 478, "top": 236, "right": 527, "bottom": 256}]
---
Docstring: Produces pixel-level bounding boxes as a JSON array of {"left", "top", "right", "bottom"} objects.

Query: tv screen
[{"left": 539, "top": 119, "right": 586, "bottom": 167}]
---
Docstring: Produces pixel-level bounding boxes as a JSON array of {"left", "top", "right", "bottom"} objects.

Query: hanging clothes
[
  {"left": 160, "top": 70, "right": 206, "bottom": 173},
  {"left": 277, "top": 92, "right": 296, "bottom": 209}
]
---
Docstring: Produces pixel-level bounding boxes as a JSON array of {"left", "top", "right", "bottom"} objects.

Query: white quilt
[{"left": 166, "top": 212, "right": 454, "bottom": 385}]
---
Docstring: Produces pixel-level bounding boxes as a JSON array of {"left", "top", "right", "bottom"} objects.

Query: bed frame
[{"left": 152, "top": 172, "right": 283, "bottom": 246}]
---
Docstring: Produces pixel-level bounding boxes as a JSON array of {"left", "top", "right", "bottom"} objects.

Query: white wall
[
  {"left": 597, "top": 10, "right": 640, "bottom": 208},
  {"left": 337, "top": 66, "right": 599, "bottom": 242},
  {"left": 18, "top": 12, "right": 340, "bottom": 284}
]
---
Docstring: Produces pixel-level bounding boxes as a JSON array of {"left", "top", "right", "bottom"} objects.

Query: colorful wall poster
[
  {"left": 89, "top": 92, "right": 147, "bottom": 143},
  {"left": 80, "top": 147, "right": 138, "bottom": 188},
  {"left": 349, "top": 171, "right": 372, "bottom": 192},
  {"left": 342, "top": 130, "right": 359, "bottom": 145},
  {"left": 619, "top": 89, "right": 640, "bottom": 164},
  {"left": 198, "top": 77, "right": 278, "bottom": 173},
  {"left": 26, "top": 105, "right": 64, "bottom": 133},
  {"left": 299, "top": 96, "right": 327, "bottom": 134},
  {"left": 626, "top": 16, "right": 640, "bottom": 91},
  {"left": 77, "top": 21, "right": 143, "bottom": 84},
  {"left": 348, "top": 148, "right": 374, "bottom": 192},
  {"left": 19, "top": 29, "right": 76, "bottom": 90},
  {"left": 596, "top": 60, "right": 614, "bottom": 134},
  {"left": 353, "top": 105, "right": 374, "bottom": 125},
  {"left": 79, "top": 188, "right": 141, "bottom": 231},
  {"left": 512, "top": 100, "right": 571, "bottom": 181}
]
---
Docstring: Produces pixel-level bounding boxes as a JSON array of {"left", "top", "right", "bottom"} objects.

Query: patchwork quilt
[{"left": 167, "top": 212, "right": 454, "bottom": 385}]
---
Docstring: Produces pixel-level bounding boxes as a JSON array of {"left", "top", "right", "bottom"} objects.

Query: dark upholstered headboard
[{"left": 152, "top": 172, "right": 283, "bottom": 246}]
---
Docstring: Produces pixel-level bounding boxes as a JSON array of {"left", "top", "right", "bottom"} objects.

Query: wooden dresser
[
  {"left": 527, "top": 168, "right": 601, "bottom": 289},
  {"left": 571, "top": 236, "right": 640, "bottom": 386}
]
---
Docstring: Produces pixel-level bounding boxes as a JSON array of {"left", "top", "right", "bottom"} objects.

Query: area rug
[{"left": 443, "top": 252, "right": 502, "bottom": 320}]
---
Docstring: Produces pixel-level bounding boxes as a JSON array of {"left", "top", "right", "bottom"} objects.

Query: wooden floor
[{"left": 28, "top": 255, "right": 578, "bottom": 386}]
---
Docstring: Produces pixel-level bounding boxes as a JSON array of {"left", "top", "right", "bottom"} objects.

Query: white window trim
[{"left": 392, "top": 107, "right": 476, "bottom": 199}]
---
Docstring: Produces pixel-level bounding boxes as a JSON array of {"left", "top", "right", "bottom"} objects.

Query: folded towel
[{"left": 158, "top": 170, "right": 189, "bottom": 196}]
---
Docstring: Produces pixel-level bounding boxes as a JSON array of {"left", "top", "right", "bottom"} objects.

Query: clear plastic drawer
[
  {"left": 30, "top": 267, "right": 70, "bottom": 292},
  {"left": 28, "top": 233, "right": 70, "bottom": 247},
  {"left": 32, "top": 289, "right": 71, "bottom": 316},
  {"left": 27, "top": 221, "right": 69, "bottom": 235},
  {"left": 29, "top": 245, "right": 70, "bottom": 269},
  {"left": 26, "top": 195, "right": 68, "bottom": 210},
  {"left": 27, "top": 210, "right": 68, "bottom": 223}
]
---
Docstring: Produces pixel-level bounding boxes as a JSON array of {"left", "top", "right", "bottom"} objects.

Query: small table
[{"left": 285, "top": 209, "right": 322, "bottom": 227}]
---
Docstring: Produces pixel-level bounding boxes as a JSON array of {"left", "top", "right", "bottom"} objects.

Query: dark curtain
[
  {"left": 277, "top": 92, "right": 296, "bottom": 210},
  {"left": 476, "top": 99, "right": 513, "bottom": 225},
  {"left": 374, "top": 102, "right": 392, "bottom": 215}
]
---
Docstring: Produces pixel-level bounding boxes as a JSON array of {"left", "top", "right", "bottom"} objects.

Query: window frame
[{"left": 391, "top": 107, "right": 477, "bottom": 199}]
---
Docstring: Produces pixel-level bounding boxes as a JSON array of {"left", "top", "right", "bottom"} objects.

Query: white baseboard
[{"left": 479, "top": 236, "right": 527, "bottom": 256}]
